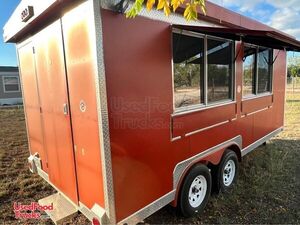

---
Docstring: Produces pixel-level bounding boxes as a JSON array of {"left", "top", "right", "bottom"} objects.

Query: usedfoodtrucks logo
[
  {"left": 21, "top": 6, "right": 34, "bottom": 22},
  {"left": 14, "top": 202, "right": 53, "bottom": 219}
]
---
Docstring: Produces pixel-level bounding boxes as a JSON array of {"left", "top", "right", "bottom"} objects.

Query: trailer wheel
[
  {"left": 214, "top": 150, "right": 238, "bottom": 193},
  {"left": 178, "top": 164, "right": 211, "bottom": 217}
]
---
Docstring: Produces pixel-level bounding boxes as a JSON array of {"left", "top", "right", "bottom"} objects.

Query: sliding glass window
[
  {"left": 172, "top": 30, "right": 234, "bottom": 111},
  {"left": 207, "top": 38, "right": 233, "bottom": 103},
  {"left": 242, "top": 45, "right": 256, "bottom": 96},
  {"left": 242, "top": 45, "right": 273, "bottom": 97},
  {"left": 257, "top": 47, "right": 272, "bottom": 93},
  {"left": 173, "top": 32, "right": 204, "bottom": 109}
]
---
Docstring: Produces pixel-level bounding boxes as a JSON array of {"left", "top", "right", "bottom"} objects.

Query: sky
[
  {"left": 0, "top": 0, "right": 299, "bottom": 66},
  {"left": 0, "top": 0, "right": 20, "bottom": 66},
  {"left": 209, "top": 0, "right": 300, "bottom": 59}
]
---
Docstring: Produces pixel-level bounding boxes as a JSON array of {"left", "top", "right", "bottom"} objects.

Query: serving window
[
  {"left": 173, "top": 32, "right": 205, "bottom": 109},
  {"left": 257, "top": 47, "right": 272, "bottom": 94},
  {"left": 207, "top": 37, "right": 233, "bottom": 103},
  {"left": 172, "top": 29, "right": 234, "bottom": 112},
  {"left": 243, "top": 44, "right": 273, "bottom": 98}
]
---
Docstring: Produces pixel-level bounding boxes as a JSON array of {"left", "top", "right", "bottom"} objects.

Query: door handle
[{"left": 63, "top": 103, "right": 69, "bottom": 116}]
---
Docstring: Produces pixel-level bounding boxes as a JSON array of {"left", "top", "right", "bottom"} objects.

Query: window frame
[
  {"left": 172, "top": 28, "right": 236, "bottom": 114},
  {"left": 206, "top": 35, "right": 235, "bottom": 105},
  {"left": 242, "top": 44, "right": 257, "bottom": 98},
  {"left": 242, "top": 43, "right": 274, "bottom": 100},
  {"left": 2, "top": 75, "right": 21, "bottom": 93}
]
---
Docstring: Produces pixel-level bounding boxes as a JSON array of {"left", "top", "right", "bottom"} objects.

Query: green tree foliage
[
  {"left": 126, "top": 0, "right": 206, "bottom": 21},
  {"left": 288, "top": 56, "right": 300, "bottom": 77},
  {"left": 207, "top": 64, "right": 229, "bottom": 86},
  {"left": 174, "top": 62, "right": 201, "bottom": 88}
]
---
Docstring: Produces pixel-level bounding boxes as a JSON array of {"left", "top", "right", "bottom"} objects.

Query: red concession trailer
[{"left": 4, "top": 0, "right": 300, "bottom": 224}]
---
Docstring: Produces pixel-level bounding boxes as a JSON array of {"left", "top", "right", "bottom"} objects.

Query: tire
[
  {"left": 178, "top": 164, "right": 212, "bottom": 217},
  {"left": 213, "top": 150, "right": 239, "bottom": 193}
]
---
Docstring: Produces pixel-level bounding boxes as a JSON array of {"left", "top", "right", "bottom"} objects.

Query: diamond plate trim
[
  {"left": 91, "top": 0, "right": 116, "bottom": 224},
  {"left": 101, "top": 1, "right": 223, "bottom": 28},
  {"left": 38, "top": 193, "right": 78, "bottom": 224}
]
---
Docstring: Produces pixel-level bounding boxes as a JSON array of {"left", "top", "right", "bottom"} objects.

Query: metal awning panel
[{"left": 173, "top": 25, "right": 300, "bottom": 52}]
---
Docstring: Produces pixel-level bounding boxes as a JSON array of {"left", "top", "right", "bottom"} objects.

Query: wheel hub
[
  {"left": 188, "top": 175, "right": 207, "bottom": 208},
  {"left": 223, "top": 159, "right": 236, "bottom": 186}
]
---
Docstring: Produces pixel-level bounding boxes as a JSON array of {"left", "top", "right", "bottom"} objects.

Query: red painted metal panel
[
  {"left": 253, "top": 108, "right": 273, "bottom": 140},
  {"left": 102, "top": 10, "right": 286, "bottom": 222},
  {"left": 172, "top": 103, "right": 237, "bottom": 137},
  {"left": 102, "top": 10, "right": 186, "bottom": 222},
  {"left": 272, "top": 50, "right": 286, "bottom": 129},
  {"left": 33, "top": 20, "right": 78, "bottom": 203},
  {"left": 62, "top": 6, "right": 105, "bottom": 209},
  {"left": 14, "top": 3, "right": 287, "bottom": 224},
  {"left": 18, "top": 42, "right": 48, "bottom": 173},
  {"left": 241, "top": 95, "right": 273, "bottom": 115},
  {"left": 189, "top": 121, "right": 238, "bottom": 156},
  {"left": 240, "top": 50, "right": 286, "bottom": 146},
  {"left": 236, "top": 115, "right": 254, "bottom": 147}
]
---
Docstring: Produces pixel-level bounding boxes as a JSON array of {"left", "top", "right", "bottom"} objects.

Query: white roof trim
[{"left": 3, "top": 0, "right": 57, "bottom": 42}]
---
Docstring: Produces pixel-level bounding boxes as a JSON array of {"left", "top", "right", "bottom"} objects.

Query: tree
[
  {"left": 288, "top": 56, "right": 300, "bottom": 78},
  {"left": 126, "top": 0, "right": 206, "bottom": 21}
]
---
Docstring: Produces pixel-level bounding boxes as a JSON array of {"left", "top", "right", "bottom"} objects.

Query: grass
[
  {"left": 146, "top": 91, "right": 300, "bottom": 224},
  {"left": 0, "top": 109, "right": 54, "bottom": 224},
  {"left": 0, "top": 91, "right": 299, "bottom": 224}
]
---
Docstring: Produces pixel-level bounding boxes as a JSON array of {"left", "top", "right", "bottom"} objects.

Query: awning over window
[{"left": 173, "top": 25, "right": 300, "bottom": 52}]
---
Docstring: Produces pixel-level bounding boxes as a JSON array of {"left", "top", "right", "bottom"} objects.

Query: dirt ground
[{"left": 0, "top": 92, "right": 299, "bottom": 225}]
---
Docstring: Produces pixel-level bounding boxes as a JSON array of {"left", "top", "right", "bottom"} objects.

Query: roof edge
[
  {"left": 3, "top": 0, "right": 297, "bottom": 43},
  {"left": 0, "top": 66, "right": 19, "bottom": 72},
  {"left": 3, "top": 0, "right": 59, "bottom": 43}
]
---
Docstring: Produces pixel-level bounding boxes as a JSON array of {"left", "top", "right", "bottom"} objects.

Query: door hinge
[{"left": 32, "top": 47, "right": 35, "bottom": 54}]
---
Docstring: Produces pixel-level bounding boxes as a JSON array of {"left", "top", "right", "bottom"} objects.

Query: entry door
[
  {"left": 61, "top": 3, "right": 106, "bottom": 209},
  {"left": 18, "top": 42, "right": 49, "bottom": 174},
  {"left": 33, "top": 20, "right": 78, "bottom": 203}
]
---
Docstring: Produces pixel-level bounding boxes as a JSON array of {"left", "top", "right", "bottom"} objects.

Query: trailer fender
[
  {"left": 204, "top": 144, "right": 242, "bottom": 165},
  {"left": 171, "top": 136, "right": 242, "bottom": 207}
]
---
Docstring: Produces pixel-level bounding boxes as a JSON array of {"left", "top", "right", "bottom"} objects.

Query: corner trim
[{"left": 91, "top": 0, "right": 116, "bottom": 223}]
